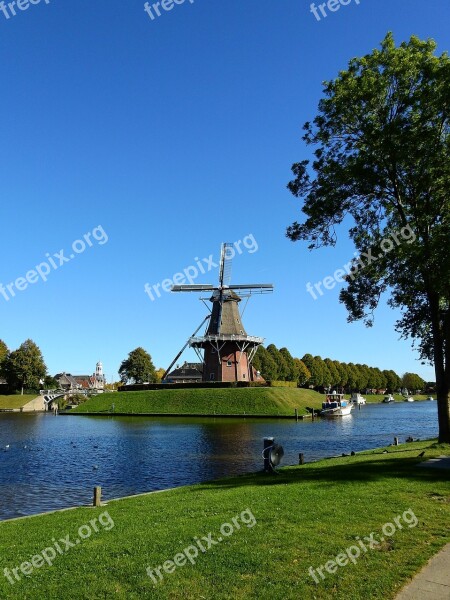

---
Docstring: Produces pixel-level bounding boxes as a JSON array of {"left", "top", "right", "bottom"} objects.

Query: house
[
  {"left": 55, "top": 362, "right": 106, "bottom": 392},
  {"left": 165, "top": 362, "right": 203, "bottom": 383}
]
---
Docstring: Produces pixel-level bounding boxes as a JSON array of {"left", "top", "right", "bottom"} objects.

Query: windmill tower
[{"left": 170, "top": 243, "right": 273, "bottom": 382}]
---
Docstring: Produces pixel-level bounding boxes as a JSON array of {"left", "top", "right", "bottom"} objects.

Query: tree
[
  {"left": 287, "top": 33, "right": 450, "bottom": 442},
  {"left": 254, "top": 346, "right": 279, "bottom": 381},
  {"left": 119, "top": 348, "right": 156, "bottom": 384},
  {"left": 293, "top": 358, "right": 311, "bottom": 386},
  {"left": 383, "top": 369, "right": 401, "bottom": 392},
  {"left": 44, "top": 376, "right": 59, "bottom": 389},
  {"left": 266, "top": 344, "right": 291, "bottom": 381},
  {"left": 0, "top": 339, "right": 8, "bottom": 365},
  {"left": 302, "top": 354, "right": 326, "bottom": 387},
  {"left": 155, "top": 368, "right": 166, "bottom": 383},
  {"left": 333, "top": 360, "right": 348, "bottom": 389},
  {"left": 324, "top": 358, "right": 339, "bottom": 388},
  {"left": 279, "top": 347, "right": 297, "bottom": 381},
  {"left": 2, "top": 339, "right": 47, "bottom": 391},
  {"left": 402, "top": 372, "right": 425, "bottom": 392}
]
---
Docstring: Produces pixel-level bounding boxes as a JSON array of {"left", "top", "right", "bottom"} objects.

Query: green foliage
[
  {"left": 287, "top": 32, "right": 450, "bottom": 441},
  {"left": 402, "top": 372, "right": 425, "bottom": 392},
  {"left": 119, "top": 347, "right": 156, "bottom": 384},
  {"left": 44, "top": 376, "right": 59, "bottom": 389},
  {"left": 0, "top": 339, "right": 8, "bottom": 365},
  {"left": 1, "top": 339, "right": 47, "bottom": 391},
  {"left": 293, "top": 358, "right": 311, "bottom": 386}
]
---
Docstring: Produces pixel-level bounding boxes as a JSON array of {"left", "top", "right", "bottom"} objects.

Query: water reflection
[{"left": 0, "top": 402, "right": 438, "bottom": 520}]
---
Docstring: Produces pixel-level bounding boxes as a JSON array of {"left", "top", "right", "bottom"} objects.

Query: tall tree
[
  {"left": 287, "top": 33, "right": 450, "bottom": 441},
  {"left": 2, "top": 339, "right": 47, "bottom": 391},
  {"left": 279, "top": 347, "right": 297, "bottom": 381},
  {"left": 324, "top": 358, "right": 339, "bottom": 388},
  {"left": 0, "top": 339, "right": 8, "bottom": 365},
  {"left": 119, "top": 347, "right": 156, "bottom": 384},
  {"left": 402, "top": 372, "right": 425, "bottom": 392},
  {"left": 293, "top": 358, "right": 311, "bottom": 386},
  {"left": 302, "top": 354, "right": 325, "bottom": 387}
]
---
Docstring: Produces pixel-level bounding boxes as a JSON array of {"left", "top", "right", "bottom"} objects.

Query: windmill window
[
  {"left": 227, "top": 360, "right": 232, "bottom": 367},
  {"left": 210, "top": 374, "right": 215, "bottom": 380}
]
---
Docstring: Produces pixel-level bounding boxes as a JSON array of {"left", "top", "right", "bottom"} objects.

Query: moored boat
[
  {"left": 321, "top": 393, "right": 353, "bottom": 417},
  {"left": 383, "top": 394, "right": 394, "bottom": 403},
  {"left": 350, "top": 393, "right": 366, "bottom": 405}
]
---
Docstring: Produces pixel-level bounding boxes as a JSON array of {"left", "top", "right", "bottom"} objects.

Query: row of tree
[
  {"left": 252, "top": 344, "right": 426, "bottom": 392},
  {"left": 0, "top": 337, "right": 427, "bottom": 393}
]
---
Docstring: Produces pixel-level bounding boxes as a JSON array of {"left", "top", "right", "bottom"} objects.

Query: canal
[{"left": 0, "top": 401, "right": 438, "bottom": 520}]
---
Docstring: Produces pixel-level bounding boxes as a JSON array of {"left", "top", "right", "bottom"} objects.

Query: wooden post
[
  {"left": 93, "top": 486, "right": 102, "bottom": 507},
  {"left": 299, "top": 453, "right": 305, "bottom": 465},
  {"left": 295, "top": 408, "right": 298, "bottom": 422},
  {"left": 263, "top": 437, "right": 273, "bottom": 472},
  {"left": 358, "top": 403, "right": 361, "bottom": 411},
  {"left": 394, "top": 437, "right": 399, "bottom": 446},
  {"left": 312, "top": 409, "right": 315, "bottom": 421}
]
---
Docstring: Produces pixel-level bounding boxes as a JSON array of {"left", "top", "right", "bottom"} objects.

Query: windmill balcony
[{"left": 189, "top": 334, "right": 263, "bottom": 347}]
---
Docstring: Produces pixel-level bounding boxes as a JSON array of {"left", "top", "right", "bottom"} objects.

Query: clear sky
[{"left": 0, "top": 0, "right": 448, "bottom": 382}]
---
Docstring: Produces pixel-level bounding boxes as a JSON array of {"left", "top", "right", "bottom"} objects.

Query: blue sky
[{"left": 0, "top": 0, "right": 448, "bottom": 382}]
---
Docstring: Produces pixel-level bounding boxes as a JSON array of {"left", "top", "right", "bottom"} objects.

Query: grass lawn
[
  {"left": 0, "top": 396, "right": 38, "bottom": 410},
  {"left": 71, "top": 387, "right": 324, "bottom": 416},
  {"left": 0, "top": 440, "right": 448, "bottom": 599}
]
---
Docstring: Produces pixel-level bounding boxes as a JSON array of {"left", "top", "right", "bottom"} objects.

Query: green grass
[
  {"left": 72, "top": 387, "right": 324, "bottom": 416},
  {"left": 0, "top": 395, "right": 38, "bottom": 410},
  {"left": 0, "top": 440, "right": 448, "bottom": 599}
]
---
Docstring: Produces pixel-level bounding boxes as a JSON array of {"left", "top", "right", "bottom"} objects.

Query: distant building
[
  {"left": 165, "top": 362, "right": 203, "bottom": 383},
  {"left": 55, "top": 361, "right": 106, "bottom": 391}
]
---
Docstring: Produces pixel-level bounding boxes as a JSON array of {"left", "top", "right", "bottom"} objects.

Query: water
[{"left": 0, "top": 402, "right": 438, "bottom": 521}]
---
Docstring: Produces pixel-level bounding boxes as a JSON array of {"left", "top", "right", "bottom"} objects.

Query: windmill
[{"left": 165, "top": 243, "right": 273, "bottom": 383}]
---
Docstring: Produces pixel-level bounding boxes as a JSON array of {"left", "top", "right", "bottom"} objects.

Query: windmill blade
[
  {"left": 222, "top": 243, "right": 233, "bottom": 287},
  {"left": 171, "top": 285, "right": 215, "bottom": 292},
  {"left": 217, "top": 243, "right": 233, "bottom": 333},
  {"left": 228, "top": 284, "right": 274, "bottom": 291}
]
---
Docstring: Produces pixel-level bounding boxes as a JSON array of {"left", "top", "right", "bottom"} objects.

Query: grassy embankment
[
  {"left": 71, "top": 387, "right": 324, "bottom": 416},
  {"left": 0, "top": 396, "right": 39, "bottom": 410},
  {"left": 0, "top": 440, "right": 449, "bottom": 599}
]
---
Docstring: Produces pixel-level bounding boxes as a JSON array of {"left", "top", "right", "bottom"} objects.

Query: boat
[
  {"left": 321, "top": 393, "right": 353, "bottom": 417},
  {"left": 427, "top": 396, "right": 434, "bottom": 401},
  {"left": 383, "top": 394, "right": 394, "bottom": 403},
  {"left": 405, "top": 396, "right": 415, "bottom": 402},
  {"left": 350, "top": 393, "right": 366, "bottom": 405}
]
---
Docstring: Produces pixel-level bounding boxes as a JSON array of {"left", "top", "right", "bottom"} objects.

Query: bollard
[
  {"left": 299, "top": 453, "right": 305, "bottom": 465},
  {"left": 312, "top": 409, "right": 315, "bottom": 421},
  {"left": 358, "top": 403, "right": 361, "bottom": 411},
  {"left": 263, "top": 437, "right": 274, "bottom": 472},
  {"left": 394, "top": 437, "right": 399, "bottom": 446},
  {"left": 295, "top": 408, "right": 298, "bottom": 422},
  {"left": 93, "top": 486, "right": 102, "bottom": 507}
]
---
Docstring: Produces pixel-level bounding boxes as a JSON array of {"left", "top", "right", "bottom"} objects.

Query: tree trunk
[{"left": 430, "top": 293, "right": 450, "bottom": 443}]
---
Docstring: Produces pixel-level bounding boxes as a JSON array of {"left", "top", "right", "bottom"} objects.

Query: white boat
[
  {"left": 351, "top": 393, "right": 366, "bottom": 405},
  {"left": 405, "top": 396, "right": 415, "bottom": 402},
  {"left": 383, "top": 394, "right": 394, "bottom": 403},
  {"left": 321, "top": 393, "right": 353, "bottom": 417},
  {"left": 427, "top": 396, "right": 434, "bottom": 401}
]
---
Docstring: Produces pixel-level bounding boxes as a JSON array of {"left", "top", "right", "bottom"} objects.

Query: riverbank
[
  {"left": 0, "top": 439, "right": 448, "bottom": 599},
  {"left": 71, "top": 387, "right": 324, "bottom": 417}
]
